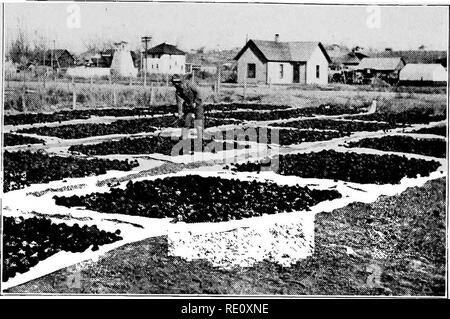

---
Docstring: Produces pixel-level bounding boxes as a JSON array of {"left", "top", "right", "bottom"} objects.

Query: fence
[
  {"left": 4, "top": 70, "right": 183, "bottom": 112},
  {"left": 4, "top": 65, "right": 269, "bottom": 112}
]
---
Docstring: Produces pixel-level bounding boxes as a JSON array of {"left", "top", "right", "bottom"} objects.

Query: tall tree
[{"left": 8, "top": 25, "right": 32, "bottom": 66}]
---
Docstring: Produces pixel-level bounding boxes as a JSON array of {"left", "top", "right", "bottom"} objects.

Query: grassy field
[
  {"left": 5, "top": 177, "right": 445, "bottom": 295},
  {"left": 5, "top": 80, "right": 447, "bottom": 116}
]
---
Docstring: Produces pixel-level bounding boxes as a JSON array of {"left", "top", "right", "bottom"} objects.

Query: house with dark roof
[
  {"left": 234, "top": 35, "right": 332, "bottom": 85},
  {"left": 144, "top": 42, "right": 186, "bottom": 74},
  {"left": 332, "top": 51, "right": 368, "bottom": 70},
  {"left": 355, "top": 57, "right": 406, "bottom": 85},
  {"left": 41, "top": 49, "right": 75, "bottom": 69}
]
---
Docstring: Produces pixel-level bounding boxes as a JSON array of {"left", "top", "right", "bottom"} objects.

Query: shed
[
  {"left": 356, "top": 57, "right": 405, "bottom": 72},
  {"left": 43, "top": 49, "right": 75, "bottom": 69},
  {"left": 399, "top": 63, "right": 447, "bottom": 85}
]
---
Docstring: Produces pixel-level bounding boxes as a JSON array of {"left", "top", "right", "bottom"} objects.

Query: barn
[
  {"left": 43, "top": 49, "right": 75, "bottom": 69},
  {"left": 356, "top": 57, "right": 406, "bottom": 84},
  {"left": 399, "top": 64, "right": 447, "bottom": 86},
  {"left": 234, "top": 35, "right": 331, "bottom": 85}
]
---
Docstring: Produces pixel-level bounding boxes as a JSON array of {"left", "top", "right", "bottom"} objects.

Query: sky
[{"left": 4, "top": 2, "right": 449, "bottom": 54}]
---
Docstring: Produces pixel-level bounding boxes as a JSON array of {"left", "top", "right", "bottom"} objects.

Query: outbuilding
[
  {"left": 399, "top": 63, "right": 447, "bottom": 86},
  {"left": 234, "top": 35, "right": 331, "bottom": 85},
  {"left": 355, "top": 57, "right": 405, "bottom": 84}
]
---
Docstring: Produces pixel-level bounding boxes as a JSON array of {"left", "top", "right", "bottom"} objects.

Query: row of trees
[{"left": 7, "top": 25, "right": 122, "bottom": 69}]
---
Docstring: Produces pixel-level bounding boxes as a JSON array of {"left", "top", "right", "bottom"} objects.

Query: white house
[
  {"left": 399, "top": 63, "right": 447, "bottom": 84},
  {"left": 144, "top": 42, "right": 185, "bottom": 75},
  {"left": 234, "top": 35, "right": 331, "bottom": 85}
]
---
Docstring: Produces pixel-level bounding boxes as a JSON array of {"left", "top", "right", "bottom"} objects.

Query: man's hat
[{"left": 171, "top": 74, "right": 182, "bottom": 83}]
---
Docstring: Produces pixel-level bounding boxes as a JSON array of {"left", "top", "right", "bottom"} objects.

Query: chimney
[{"left": 275, "top": 34, "right": 280, "bottom": 42}]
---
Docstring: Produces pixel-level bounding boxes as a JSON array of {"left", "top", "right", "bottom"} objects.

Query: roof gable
[
  {"left": 357, "top": 57, "right": 405, "bottom": 70},
  {"left": 235, "top": 40, "right": 331, "bottom": 63},
  {"left": 147, "top": 43, "right": 185, "bottom": 56},
  {"left": 371, "top": 50, "right": 447, "bottom": 65}
]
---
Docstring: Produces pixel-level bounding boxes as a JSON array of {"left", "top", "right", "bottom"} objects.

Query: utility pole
[
  {"left": 51, "top": 40, "right": 54, "bottom": 70},
  {"left": 141, "top": 36, "right": 151, "bottom": 87}
]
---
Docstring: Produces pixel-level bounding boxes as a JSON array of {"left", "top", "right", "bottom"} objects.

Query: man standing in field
[{"left": 171, "top": 74, "right": 205, "bottom": 132}]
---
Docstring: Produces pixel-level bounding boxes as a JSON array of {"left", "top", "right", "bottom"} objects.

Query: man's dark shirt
[{"left": 175, "top": 81, "right": 202, "bottom": 112}]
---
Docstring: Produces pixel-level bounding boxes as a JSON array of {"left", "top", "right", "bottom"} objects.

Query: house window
[
  {"left": 279, "top": 64, "right": 284, "bottom": 79},
  {"left": 316, "top": 65, "right": 320, "bottom": 78},
  {"left": 247, "top": 63, "right": 256, "bottom": 78}
]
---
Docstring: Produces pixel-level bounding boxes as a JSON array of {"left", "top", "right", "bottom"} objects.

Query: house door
[
  {"left": 293, "top": 64, "right": 300, "bottom": 83},
  {"left": 293, "top": 63, "right": 306, "bottom": 84},
  {"left": 299, "top": 62, "right": 306, "bottom": 84}
]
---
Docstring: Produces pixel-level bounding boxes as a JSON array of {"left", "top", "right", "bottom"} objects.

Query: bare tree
[
  {"left": 82, "top": 36, "right": 116, "bottom": 53},
  {"left": 8, "top": 24, "right": 32, "bottom": 67}
]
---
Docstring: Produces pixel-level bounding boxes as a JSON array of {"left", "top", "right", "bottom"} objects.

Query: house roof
[
  {"left": 356, "top": 57, "right": 405, "bottom": 71},
  {"left": 333, "top": 52, "right": 367, "bottom": 65},
  {"left": 147, "top": 43, "right": 185, "bottom": 56},
  {"left": 235, "top": 40, "right": 332, "bottom": 63},
  {"left": 45, "top": 49, "right": 73, "bottom": 60},
  {"left": 370, "top": 50, "right": 447, "bottom": 66}
]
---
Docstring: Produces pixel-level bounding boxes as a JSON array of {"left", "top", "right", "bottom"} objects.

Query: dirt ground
[{"left": 5, "top": 177, "right": 445, "bottom": 296}]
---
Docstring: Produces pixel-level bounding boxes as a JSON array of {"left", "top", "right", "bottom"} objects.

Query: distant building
[
  {"left": 370, "top": 49, "right": 447, "bottom": 67},
  {"left": 185, "top": 53, "right": 202, "bottom": 73},
  {"left": 331, "top": 51, "right": 368, "bottom": 71},
  {"left": 42, "top": 49, "right": 75, "bottom": 69},
  {"left": 234, "top": 35, "right": 331, "bottom": 85},
  {"left": 78, "top": 49, "right": 138, "bottom": 69},
  {"left": 144, "top": 42, "right": 185, "bottom": 74},
  {"left": 110, "top": 41, "right": 138, "bottom": 77},
  {"left": 356, "top": 57, "right": 406, "bottom": 82},
  {"left": 399, "top": 64, "right": 447, "bottom": 86}
]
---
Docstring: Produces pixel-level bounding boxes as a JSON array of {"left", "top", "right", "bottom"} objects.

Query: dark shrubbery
[
  {"left": 210, "top": 127, "right": 350, "bottom": 145},
  {"left": 69, "top": 136, "right": 247, "bottom": 156},
  {"left": 18, "top": 116, "right": 239, "bottom": 139},
  {"left": 3, "top": 216, "right": 122, "bottom": 281},
  {"left": 4, "top": 133, "right": 45, "bottom": 146},
  {"left": 410, "top": 126, "right": 446, "bottom": 137},
  {"left": 53, "top": 175, "right": 342, "bottom": 223},
  {"left": 271, "top": 119, "right": 395, "bottom": 132},
  {"left": 348, "top": 107, "right": 446, "bottom": 125},
  {"left": 347, "top": 136, "right": 446, "bottom": 158},
  {"left": 3, "top": 150, "right": 139, "bottom": 192},
  {"left": 230, "top": 150, "right": 441, "bottom": 185}
]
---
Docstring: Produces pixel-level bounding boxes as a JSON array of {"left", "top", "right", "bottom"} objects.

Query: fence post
[
  {"left": 72, "top": 76, "right": 76, "bottom": 110},
  {"left": 113, "top": 76, "right": 117, "bottom": 107},
  {"left": 150, "top": 81, "right": 154, "bottom": 106},
  {"left": 216, "top": 65, "right": 221, "bottom": 95},
  {"left": 243, "top": 76, "right": 247, "bottom": 101},
  {"left": 21, "top": 87, "right": 26, "bottom": 112}
]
